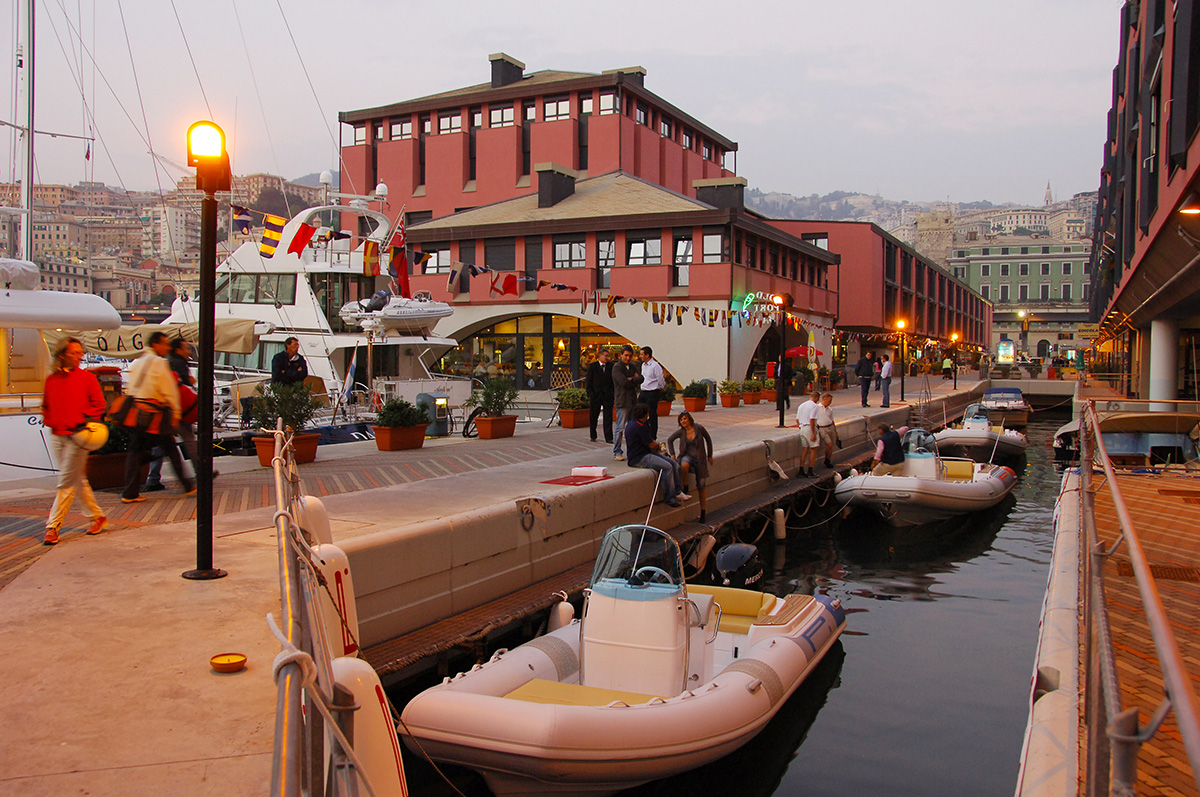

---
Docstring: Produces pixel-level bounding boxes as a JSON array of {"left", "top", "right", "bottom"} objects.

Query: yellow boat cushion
[
  {"left": 503, "top": 678, "right": 663, "bottom": 706},
  {"left": 687, "top": 585, "right": 775, "bottom": 633},
  {"left": 943, "top": 460, "right": 975, "bottom": 481}
]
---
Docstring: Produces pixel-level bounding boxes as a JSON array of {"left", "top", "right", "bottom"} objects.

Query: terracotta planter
[
  {"left": 254, "top": 432, "right": 320, "bottom": 466},
  {"left": 682, "top": 396, "right": 706, "bottom": 413},
  {"left": 742, "top": 392, "right": 760, "bottom": 405},
  {"left": 558, "top": 408, "right": 590, "bottom": 429},
  {"left": 373, "top": 424, "right": 427, "bottom": 451},
  {"left": 657, "top": 400, "right": 672, "bottom": 417},
  {"left": 476, "top": 414, "right": 518, "bottom": 439},
  {"left": 759, "top": 390, "right": 774, "bottom": 403},
  {"left": 719, "top": 394, "right": 740, "bottom": 408},
  {"left": 86, "top": 452, "right": 146, "bottom": 490}
]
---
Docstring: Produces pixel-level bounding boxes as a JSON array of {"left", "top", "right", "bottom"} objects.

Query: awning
[{"left": 44, "top": 318, "right": 267, "bottom": 358}]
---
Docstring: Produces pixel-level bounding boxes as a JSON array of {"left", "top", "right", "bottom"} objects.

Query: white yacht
[
  {"left": 0, "top": 259, "right": 122, "bottom": 482},
  {"left": 164, "top": 202, "right": 472, "bottom": 409}
]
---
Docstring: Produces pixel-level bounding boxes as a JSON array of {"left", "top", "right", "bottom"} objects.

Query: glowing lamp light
[
  {"left": 187, "top": 121, "right": 225, "bottom": 163},
  {"left": 896, "top": 319, "right": 907, "bottom": 330},
  {"left": 951, "top": 333, "right": 959, "bottom": 343},
  {"left": 1180, "top": 191, "right": 1200, "bottom": 215}
]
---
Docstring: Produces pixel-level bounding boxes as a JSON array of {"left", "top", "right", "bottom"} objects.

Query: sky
[{"left": 1, "top": 0, "right": 1117, "bottom": 207}]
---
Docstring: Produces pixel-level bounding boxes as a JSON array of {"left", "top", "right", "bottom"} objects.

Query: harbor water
[{"left": 399, "top": 411, "right": 1068, "bottom": 796}]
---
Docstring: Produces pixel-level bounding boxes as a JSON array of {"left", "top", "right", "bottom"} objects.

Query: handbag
[{"left": 106, "top": 358, "right": 175, "bottom": 436}]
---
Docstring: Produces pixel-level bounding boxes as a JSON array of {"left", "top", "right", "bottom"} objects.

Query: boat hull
[
  {"left": 834, "top": 466, "right": 1017, "bottom": 527},
  {"left": 401, "top": 595, "right": 845, "bottom": 795},
  {"left": 934, "top": 429, "right": 1028, "bottom": 461}
]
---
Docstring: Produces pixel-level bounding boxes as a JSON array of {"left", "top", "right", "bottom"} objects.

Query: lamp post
[
  {"left": 896, "top": 318, "right": 907, "bottom": 402},
  {"left": 771, "top": 293, "right": 793, "bottom": 428},
  {"left": 182, "top": 120, "right": 231, "bottom": 581},
  {"left": 1018, "top": 309, "right": 1030, "bottom": 358},
  {"left": 951, "top": 332, "right": 959, "bottom": 390}
]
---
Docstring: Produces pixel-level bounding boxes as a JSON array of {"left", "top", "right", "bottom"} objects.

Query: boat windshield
[
  {"left": 902, "top": 429, "right": 937, "bottom": 454},
  {"left": 590, "top": 525, "right": 684, "bottom": 591},
  {"left": 964, "top": 403, "right": 989, "bottom": 421},
  {"left": 983, "top": 388, "right": 1024, "bottom": 404}
]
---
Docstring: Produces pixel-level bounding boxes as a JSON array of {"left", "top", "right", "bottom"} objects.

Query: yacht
[{"left": 164, "top": 202, "right": 472, "bottom": 409}]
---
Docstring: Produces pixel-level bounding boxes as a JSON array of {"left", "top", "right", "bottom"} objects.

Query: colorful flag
[
  {"left": 389, "top": 246, "right": 411, "bottom": 298},
  {"left": 411, "top": 252, "right": 433, "bottom": 272},
  {"left": 259, "top": 214, "right": 286, "bottom": 257},
  {"left": 580, "top": 290, "right": 589, "bottom": 314},
  {"left": 606, "top": 295, "right": 617, "bottom": 318},
  {"left": 390, "top": 218, "right": 406, "bottom": 251},
  {"left": 501, "top": 274, "right": 519, "bottom": 296},
  {"left": 232, "top": 206, "right": 253, "bottom": 235},
  {"left": 362, "top": 240, "right": 380, "bottom": 277},
  {"left": 489, "top": 273, "right": 504, "bottom": 298},
  {"left": 287, "top": 223, "right": 318, "bottom": 255},
  {"left": 446, "top": 261, "right": 462, "bottom": 293}
]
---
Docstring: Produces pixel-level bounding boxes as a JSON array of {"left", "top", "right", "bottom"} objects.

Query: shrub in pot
[
  {"left": 718, "top": 379, "right": 741, "bottom": 408},
  {"left": 763, "top": 377, "right": 777, "bottom": 402},
  {"left": 742, "top": 378, "right": 762, "bottom": 404},
  {"left": 556, "top": 387, "right": 590, "bottom": 429},
  {"left": 657, "top": 382, "right": 677, "bottom": 416},
  {"left": 465, "top": 377, "right": 520, "bottom": 439},
  {"left": 681, "top": 380, "right": 708, "bottom": 412},
  {"left": 374, "top": 397, "right": 429, "bottom": 451},
  {"left": 250, "top": 381, "right": 321, "bottom": 465}
]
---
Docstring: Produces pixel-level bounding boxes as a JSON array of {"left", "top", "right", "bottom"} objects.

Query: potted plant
[
  {"left": 250, "top": 381, "right": 321, "bottom": 465},
  {"left": 762, "top": 377, "right": 776, "bottom": 403},
  {"left": 373, "top": 397, "right": 429, "bottom": 451},
  {"left": 718, "top": 379, "right": 741, "bottom": 408},
  {"left": 742, "top": 378, "right": 762, "bottom": 405},
  {"left": 681, "top": 381, "right": 708, "bottom": 413},
  {"left": 555, "top": 387, "right": 590, "bottom": 429},
  {"left": 658, "top": 382, "right": 677, "bottom": 416},
  {"left": 86, "top": 422, "right": 145, "bottom": 489},
  {"left": 465, "top": 377, "right": 520, "bottom": 439}
]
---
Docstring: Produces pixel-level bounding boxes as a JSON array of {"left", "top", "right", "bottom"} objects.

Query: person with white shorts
[{"left": 795, "top": 390, "right": 821, "bottom": 478}]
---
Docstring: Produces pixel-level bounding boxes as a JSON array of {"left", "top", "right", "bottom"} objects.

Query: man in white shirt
[
  {"left": 816, "top": 392, "right": 838, "bottom": 469},
  {"left": 121, "top": 331, "right": 193, "bottom": 503},
  {"left": 637, "top": 346, "right": 666, "bottom": 438},
  {"left": 880, "top": 354, "right": 894, "bottom": 408},
  {"left": 795, "top": 389, "right": 821, "bottom": 478}
]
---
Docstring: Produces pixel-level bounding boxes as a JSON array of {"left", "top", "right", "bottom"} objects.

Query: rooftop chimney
[
  {"left": 603, "top": 66, "right": 647, "bottom": 87},
  {"left": 535, "top": 163, "right": 578, "bottom": 208},
  {"left": 693, "top": 176, "right": 747, "bottom": 211},
  {"left": 490, "top": 53, "right": 525, "bottom": 88}
]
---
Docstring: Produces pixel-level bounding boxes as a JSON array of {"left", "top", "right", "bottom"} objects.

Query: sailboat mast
[{"left": 17, "top": 0, "right": 35, "bottom": 260}]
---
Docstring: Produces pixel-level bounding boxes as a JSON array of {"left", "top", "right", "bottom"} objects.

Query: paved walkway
[{"left": 0, "top": 376, "right": 981, "bottom": 795}]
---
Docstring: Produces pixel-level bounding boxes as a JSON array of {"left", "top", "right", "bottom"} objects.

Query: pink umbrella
[{"left": 784, "top": 345, "right": 825, "bottom": 357}]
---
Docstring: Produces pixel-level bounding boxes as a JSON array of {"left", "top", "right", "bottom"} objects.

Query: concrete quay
[{"left": 0, "top": 377, "right": 979, "bottom": 795}]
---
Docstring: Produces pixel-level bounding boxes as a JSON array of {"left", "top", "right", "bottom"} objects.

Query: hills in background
[{"left": 745, "top": 188, "right": 1011, "bottom": 234}]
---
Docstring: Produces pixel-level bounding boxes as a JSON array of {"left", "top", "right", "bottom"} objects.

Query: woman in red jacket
[{"left": 41, "top": 338, "right": 108, "bottom": 545}]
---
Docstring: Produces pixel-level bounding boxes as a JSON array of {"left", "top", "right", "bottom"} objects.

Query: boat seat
[
  {"left": 503, "top": 678, "right": 663, "bottom": 706},
  {"left": 687, "top": 585, "right": 774, "bottom": 634},
  {"left": 942, "top": 460, "right": 976, "bottom": 481}
]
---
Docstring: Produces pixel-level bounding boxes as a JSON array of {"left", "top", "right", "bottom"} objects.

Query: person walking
[
  {"left": 873, "top": 355, "right": 882, "bottom": 391},
  {"left": 584, "top": 348, "right": 614, "bottom": 444},
  {"left": 121, "top": 332, "right": 193, "bottom": 503},
  {"left": 817, "top": 392, "right": 839, "bottom": 469},
  {"left": 880, "top": 354, "right": 893, "bottom": 408},
  {"left": 611, "top": 345, "right": 642, "bottom": 461},
  {"left": 271, "top": 336, "right": 308, "bottom": 385},
  {"left": 636, "top": 346, "right": 665, "bottom": 438},
  {"left": 625, "top": 403, "right": 689, "bottom": 507},
  {"left": 41, "top": 338, "right": 108, "bottom": 545},
  {"left": 667, "top": 411, "right": 713, "bottom": 522},
  {"left": 144, "top": 338, "right": 209, "bottom": 491},
  {"left": 854, "top": 351, "right": 874, "bottom": 408},
  {"left": 942, "top": 354, "right": 953, "bottom": 380},
  {"left": 795, "top": 389, "right": 822, "bottom": 478},
  {"left": 871, "top": 423, "right": 910, "bottom": 475}
]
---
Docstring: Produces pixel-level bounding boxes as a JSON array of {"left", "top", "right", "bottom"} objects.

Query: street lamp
[
  {"left": 771, "top": 293, "right": 793, "bottom": 428},
  {"left": 896, "top": 318, "right": 907, "bottom": 402},
  {"left": 950, "top": 332, "right": 959, "bottom": 389},
  {"left": 183, "top": 120, "right": 230, "bottom": 581},
  {"left": 1018, "top": 309, "right": 1030, "bottom": 358}
]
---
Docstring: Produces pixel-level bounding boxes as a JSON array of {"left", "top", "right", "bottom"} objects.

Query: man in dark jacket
[
  {"left": 871, "top": 423, "right": 910, "bottom": 475},
  {"left": 611, "top": 345, "right": 642, "bottom": 461},
  {"left": 854, "top": 351, "right": 874, "bottom": 408},
  {"left": 271, "top": 337, "right": 308, "bottom": 385},
  {"left": 584, "top": 348, "right": 614, "bottom": 443}
]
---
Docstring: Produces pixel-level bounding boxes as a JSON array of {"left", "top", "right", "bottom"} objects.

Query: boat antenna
[{"left": 644, "top": 469, "right": 663, "bottom": 527}]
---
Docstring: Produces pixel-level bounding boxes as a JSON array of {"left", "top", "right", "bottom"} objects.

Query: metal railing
[{"left": 1080, "top": 401, "right": 1200, "bottom": 794}]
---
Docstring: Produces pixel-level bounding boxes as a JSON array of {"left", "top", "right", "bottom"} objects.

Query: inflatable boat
[
  {"left": 400, "top": 524, "right": 846, "bottom": 795},
  {"left": 338, "top": 289, "right": 452, "bottom": 335},
  {"left": 835, "top": 430, "right": 1018, "bottom": 526},
  {"left": 934, "top": 403, "right": 1028, "bottom": 461}
]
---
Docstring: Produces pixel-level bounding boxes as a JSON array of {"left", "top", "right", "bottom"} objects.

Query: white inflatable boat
[
  {"left": 934, "top": 403, "right": 1028, "bottom": 461},
  {"left": 400, "top": 524, "right": 846, "bottom": 795},
  {"left": 338, "top": 289, "right": 452, "bottom": 335},
  {"left": 835, "top": 430, "right": 1018, "bottom": 527}
]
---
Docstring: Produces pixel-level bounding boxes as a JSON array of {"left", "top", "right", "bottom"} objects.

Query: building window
[
  {"left": 702, "top": 141, "right": 711, "bottom": 160},
  {"left": 438, "top": 112, "right": 462, "bottom": 135},
  {"left": 1000, "top": 263, "right": 1010, "bottom": 276},
  {"left": 489, "top": 105, "right": 514, "bottom": 127},
  {"left": 485, "top": 238, "right": 517, "bottom": 271},
  {"left": 1019, "top": 263, "right": 1029, "bottom": 276},
  {"left": 421, "top": 115, "right": 432, "bottom": 135},
  {"left": 702, "top": 232, "right": 723, "bottom": 263},
  {"left": 1040, "top": 283, "right": 1050, "bottom": 300},
  {"left": 1082, "top": 282, "right": 1089, "bottom": 301},
  {"left": 1062, "top": 261, "right": 1072, "bottom": 275},
  {"left": 635, "top": 102, "right": 648, "bottom": 126},
  {"left": 374, "top": 124, "right": 384, "bottom": 140},
  {"left": 579, "top": 93, "right": 593, "bottom": 115},
  {"left": 980, "top": 264, "right": 990, "bottom": 277},
  {"left": 1042, "top": 246, "right": 1050, "bottom": 254},
  {"left": 471, "top": 107, "right": 483, "bottom": 128},
  {"left": 982, "top": 248, "right": 990, "bottom": 255},
  {"left": 627, "top": 232, "right": 662, "bottom": 266},
  {"left": 353, "top": 125, "right": 366, "bottom": 145},
  {"left": 1019, "top": 283, "right": 1029, "bottom": 301},
  {"left": 523, "top": 101, "right": 536, "bottom": 122},
  {"left": 422, "top": 248, "right": 451, "bottom": 274},
  {"left": 660, "top": 117, "right": 672, "bottom": 138},
  {"left": 524, "top": 236, "right": 542, "bottom": 283},
  {"left": 998, "top": 284, "right": 1009, "bottom": 302},
  {"left": 597, "top": 234, "right": 614, "bottom": 289},
  {"left": 682, "top": 129, "right": 693, "bottom": 150},
  {"left": 980, "top": 284, "right": 990, "bottom": 300},
  {"left": 553, "top": 236, "right": 586, "bottom": 268},
  {"left": 544, "top": 96, "right": 570, "bottom": 121},
  {"left": 598, "top": 91, "right": 617, "bottom": 115},
  {"left": 1082, "top": 260, "right": 1091, "bottom": 274},
  {"left": 1062, "top": 283, "right": 1072, "bottom": 301},
  {"left": 1041, "top": 262, "right": 1050, "bottom": 275}
]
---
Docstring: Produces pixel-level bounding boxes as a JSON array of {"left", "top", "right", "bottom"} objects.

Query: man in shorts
[
  {"left": 795, "top": 389, "right": 821, "bottom": 478},
  {"left": 816, "top": 392, "right": 838, "bottom": 469}
]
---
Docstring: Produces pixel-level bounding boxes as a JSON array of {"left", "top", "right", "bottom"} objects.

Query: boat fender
[
  {"left": 312, "top": 543, "right": 360, "bottom": 657},
  {"left": 686, "top": 534, "right": 717, "bottom": 572},
  {"left": 547, "top": 599, "right": 575, "bottom": 632},
  {"left": 295, "top": 495, "right": 333, "bottom": 545},
  {"left": 833, "top": 472, "right": 843, "bottom": 484},
  {"left": 330, "top": 657, "right": 408, "bottom": 797},
  {"left": 849, "top": 468, "right": 859, "bottom": 478}
]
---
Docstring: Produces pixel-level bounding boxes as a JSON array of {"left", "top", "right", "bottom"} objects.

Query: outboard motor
[
  {"left": 364, "top": 289, "right": 389, "bottom": 312},
  {"left": 715, "top": 543, "right": 764, "bottom": 588}
]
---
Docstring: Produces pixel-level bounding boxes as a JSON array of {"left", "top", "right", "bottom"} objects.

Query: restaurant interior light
[{"left": 1181, "top": 191, "right": 1200, "bottom": 215}]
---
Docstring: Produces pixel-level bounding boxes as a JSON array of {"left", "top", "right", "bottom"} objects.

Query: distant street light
[
  {"left": 896, "top": 318, "right": 907, "bottom": 402},
  {"left": 182, "top": 120, "right": 230, "bottom": 582},
  {"left": 951, "top": 332, "right": 960, "bottom": 390}
]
